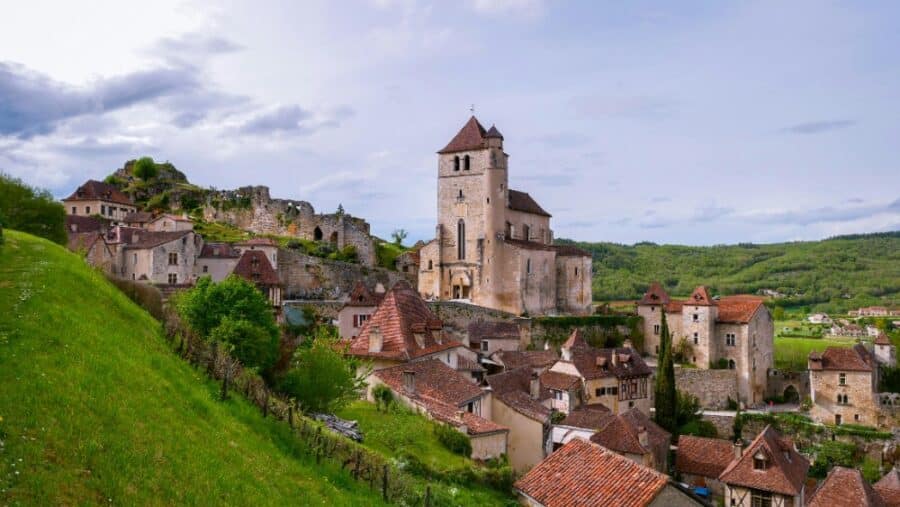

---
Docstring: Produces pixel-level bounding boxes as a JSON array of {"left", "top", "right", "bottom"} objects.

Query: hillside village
[{"left": 32, "top": 116, "right": 899, "bottom": 506}]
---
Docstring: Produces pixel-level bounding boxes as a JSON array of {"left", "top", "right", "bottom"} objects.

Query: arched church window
[
  {"left": 453, "top": 156, "right": 460, "bottom": 171},
  {"left": 526, "top": 258, "right": 531, "bottom": 274},
  {"left": 458, "top": 189, "right": 464, "bottom": 199},
  {"left": 457, "top": 220, "right": 466, "bottom": 260},
  {"left": 464, "top": 155, "right": 470, "bottom": 170},
  {"left": 523, "top": 224, "right": 530, "bottom": 241}
]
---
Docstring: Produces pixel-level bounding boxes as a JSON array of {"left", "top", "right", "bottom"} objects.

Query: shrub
[
  {"left": 279, "top": 331, "right": 366, "bottom": 413},
  {"left": 678, "top": 420, "right": 718, "bottom": 438},
  {"left": 146, "top": 192, "right": 170, "bottom": 212},
  {"left": 133, "top": 156, "right": 158, "bottom": 180},
  {"left": 372, "top": 384, "right": 394, "bottom": 412},
  {"left": 434, "top": 423, "right": 472, "bottom": 457},
  {"left": 104, "top": 274, "right": 164, "bottom": 320},
  {"left": 210, "top": 316, "right": 279, "bottom": 371},
  {"left": 0, "top": 173, "right": 66, "bottom": 245}
]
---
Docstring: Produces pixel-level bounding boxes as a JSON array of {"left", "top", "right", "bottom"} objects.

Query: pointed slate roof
[
  {"left": 344, "top": 281, "right": 383, "bottom": 308},
  {"left": 808, "top": 466, "right": 884, "bottom": 507},
  {"left": 562, "top": 328, "right": 589, "bottom": 351},
  {"left": 438, "top": 116, "right": 488, "bottom": 154},
  {"left": 639, "top": 282, "right": 671, "bottom": 305},
  {"left": 508, "top": 189, "right": 551, "bottom": 217},
  {"left": 718, "top": 425, "right": 809, "bottom": 497},
  {"left": 876, "top": 332, "right": 892, "bottom": 346},
  {"left": 688, "top": 286, "right": 715, "bottom": 306},
  {"left": 485, "top": 124, "right": 503, "bottom": 139},
  {"left": 232, "top": 250, "right": 280, "bottom": 286}
]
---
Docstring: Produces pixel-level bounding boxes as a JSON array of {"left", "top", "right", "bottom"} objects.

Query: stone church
[{"left": 417, "top": 117, "right": 592, "bottom": 316}]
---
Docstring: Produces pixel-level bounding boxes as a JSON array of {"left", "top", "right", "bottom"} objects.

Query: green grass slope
[
  {"left": 0, "top": 230, "right": 383, "bottom": 505},
  {"left": 563, "top": 231, "right": 900, "bottom": 313}
]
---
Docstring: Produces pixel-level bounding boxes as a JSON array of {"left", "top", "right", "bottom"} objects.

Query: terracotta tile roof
[
  {"left": 348, "top": 281, "right": 463, "bottom": 361},
  {"left": 151, "top": 213, "right": 193, "bottom": 223},
  {"left": 875, "top": 469, "right": 900, "bottom": 506},
  {"left": 467, "top": 320, "right": 520, "bottom": 345},
  {"left": 456, "top": 356, "right": 484, "bottom": 372},
  {"left": 716, "top": 295, "right": 766, "bottom": 324},
  {"left": 485, "top": 367, "right": 551, "bottom": 422},
  {"left": 675, "top": 435, "right": 735, "bottom": 479},
  {"left": 589, "top": 408, "right": 670, "bottom": 457},
  {"left": 493, "top": 350, "right": 558, "bottom": 371},
  {"left": 515, "top": 438, "right": 669, "bottom": 507},
  {"left": 232, "top": 250, "right": 280, "bottom": 286},
  {"left": 122, "top": 211, "right": 153, "bottom": 224},
  {"left": 551, "top": 244, "right": 591, "bottom": 257},
  {"left": 199, "top": 242, "right": 240, "bottom": 259},
  {"left": 876, "top": 333, "right": 892, "bottom": 346},
  {"left": 639, "top": 282, "right": 671, "bottom": 305},
  {"left": 540, "top": 370, "right": 581, "bottom": 391},
  {"left": 508, "top": 189, "right": 551, "bottom": 217},
  {"left": 63, "top": 180, "right": 134, "bottom": 205},
  {"left": 718, "top": 425, "right": 809, "bottom": 496},
  {"left": 809, "top": 344, "right": 874, "bottom": 372},
  {"left": 67, "top": 232, "right": 104, "bottom": 253},
  {"left": 808, "top": 466, "right": 884, "bottom": 507},
  {"left": 65, "top": 214, "right": 106, "bottom": 234},
  {"left": 563, "top": 329, "right": 589, "bottom": 350},
  {"left": 438, "top": 116, "right": 488, "bottom": 154},
  {"left": 665, "top": 300, "right": 684, "bottom": 313},
  {"left": 122, "top": 230, "right": 191, "bottom": 249},
  {"left": 687, "top": 286, "right": 715, "bottom": 306},
  {"left": 564, "top": 345, "right": 652, "bottom": 380},
  {"left": 560, "top": 404, "right": 612, "bottom": 429},
  {"left": 344, "top": 281, "right": 383, "bottom": 307}
]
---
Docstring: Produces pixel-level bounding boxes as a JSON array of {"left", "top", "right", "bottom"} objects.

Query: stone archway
[
  {"left": 314, "top": 226, "right": 323, "bottom": 241},
  {"left": 783, "top": 384, "right": 800, "bottom": 404},
  {"left": 329, "top": 231, "right": 339, "bottom": 247}
]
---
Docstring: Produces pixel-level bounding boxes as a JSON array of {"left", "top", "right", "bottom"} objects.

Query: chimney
[
  {"left": 530, "top": 372, "right": 540, "bottom": 400},
  {"left": 611, "top": 351, "right": 618, "bottom": 367},
  {"left": 734, "top": 441, "right": 743, "bottom": 460},
  {"left": 637, "top": 426, "right": 649, "bottom": 448},
  {"left": 623, "top": 339, "right": 633, "bottom": 350},
  {"left": 403, "top": 370, "right": 415, "bottom": 393}
]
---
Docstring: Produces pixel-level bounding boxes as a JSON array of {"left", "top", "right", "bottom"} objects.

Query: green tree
[
  {"left": 654, "top": 311, "right": 677, "bottom": 433},
  {"left": 210, "top": 316, "right": 279, "bottom": 372},
  {"left": 391, "top": 229, "right": 408, "bottom": 246},
  {"left": 773, "top": 306, "right": 785, "bottom": 321},
  {"left": 133, "top": 156, "right": 158, "bottom": 180},
  {"left": 279, "top": 329, "right": 367, "bottom": 413},
  {"left": 0, "top": 173, "right": 66, "bottom": 244}
]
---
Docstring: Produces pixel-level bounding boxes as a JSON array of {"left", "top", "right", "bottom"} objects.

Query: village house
[
  {"left": 122, "top": 211, "right": 154, "bottom": 228},
  {"left": 809, "top": 344, "right": 882, "bottom": 427},
  {"left": 514, "top": 438, "right": 704, "bottom": 507},
  {"left": 545, "top": 329, "right": 652, "bottom": 415},
  {"left": 486, "top": 349, "right": 558, "bottom": 376},
  {"left": 67, "top": 230, "right": 116, "bottom": 274},
  {"left": 365, "top": 359, "right": 508, "bottom": 461},
  {"left": 852, "top": 306, "right": 894, "bottom": 317},
  {"left": 146, "top": 213, "right": 194, "bottom": 232},
  {"left": 637, "top": 283, "right": 773, "bottom": 405},
  {"left": 346, "top": 280, "right": 476, "bottom": 377},
  {"left": 467, "top": 320, "right": 522, "bottom": 356},
  {"left": 807, "top": 313, "right": 833, "bottom": 325},
  {"left": 63, "top": 180, "right": 137, "bottom": 222},
  {"left": 831, "top": 323, "right": 865, "bottom": 338},
  {"left": 807, "top": 466, "right": 886, "bottom": 507},
  {"left": 118, "top": 229, "right": 201, "bottom": 285},
  {"left": 718, "top": 425, "right": 809, "bottom": 507},
  {"left": 416, "top": 116, "right": 593, "bottom": 316},
  {"left": 484, "top": 367, "right": 552, "bottom": 472},
  {"left": 336, "top": 282, "right": 385, "bottom": 340},
  {"left": 235, "top": 237, "right": 279, "bottom": 267},
  {"left": 875, "top": 333, "right": 896, "bottom": 367},
  {"left": 195, "top": 242, "right": 241, "bottom": 281},
  {"left": 675, "top": 435, "right": 736, "bottom": 500},
  {"left": 231, "top": 250, "right": 283, "bottom": 307},
  {"left": 874, "top": 469, "right": 900, "bottom": 506}
]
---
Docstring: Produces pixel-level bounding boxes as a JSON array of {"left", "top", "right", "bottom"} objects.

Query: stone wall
[
  {"left": 675, "top": 367, "right": 739, "bottom": 410},
  {"left": 767, "top": 369, "right": 810, "bottom": 402},
  {"left": 428, "top": 301, "right": 528, "bottom": 346},
  {"left": 283, "top": 300, "right": 345, "bottom": 320},
  {"left": 278, "top": 248, "right": 404, "bottom": 300}
]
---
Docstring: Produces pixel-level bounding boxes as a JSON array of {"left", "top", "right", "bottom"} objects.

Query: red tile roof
[
  {"left": 876, "top": 333, "right": 892, "bottom": 346},
  {"left": 493, "top": 350, "right": 558, "bottom": 371},
  {"left": 642, "top": 287, "right": 767, "bottom": 324},
  {"left": 716, "top": 295, "right": 766, "bottom": 324},
  {"left": 563, "top": 344, "right": 652, "bottom": 380},
  {"left": 344, "top": 281, "right": 383, "bottom": 307},
  {"left": 64, "top": 180, "right": 133, "bottom": 205},
  {"left": 348, "top": 281, "right": 463, "bottom": 361},
  {"left": 508, "top": 189, "right": 551, "bottom": 217},
  {"left": 675, "top": 435, "right": 735, "bottom": 479},
  {"left": 718, "top": 425, "right": 809, "bottom": 496},
  {"left": 515, "top": 438, "right": 669, "bottom": 507},
  {"left": 467, "top": 320, "right": 520, "bottom": 345},
  {"left": 199, "top": 242, "right": 240, "bottom": 259},
  {"left": 589, "top": 408, "right": 670, "bottom": 457},
  {"left": 875, "top": 469, "right": 900, "bottom": 507},
  {"left": 232, "top": 250, "right": 280, "bottom": 286},
  {"left": 809, "top": 344, "right": 874, "bottom": 372},
  {"left": 639, "top": 282, "right": 671, "bottom": 305},
  {"left": 562, "top": 328, "right": 589, "bottom": 350},
  {"left": 560, "top": 404, "right": 612, "bottom": 429},
  {"left": 808, "top": 466, "right": 884, "bottom": 507},
  {"left": 485, "top": 367, "right": 552, "bottom": 422},
  {"left": 438, "top": 116, "right": 488, "bottom": 154},
  {"left": 540, "top": 370, "right": 581, "bottom": 391},
  {"left": 688, "top": 286, "right": 715, "bottom": 306}
]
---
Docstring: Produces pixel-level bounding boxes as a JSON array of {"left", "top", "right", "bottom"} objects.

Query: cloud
[
  {"left": 150, "top": 34, "right": 243, "bottom": 58},
  {"left": 782, "top": 119, "right": 855, "bottom": 135},
  {"left": 235, "top": 105, "right": 354, "bottom": 136},
  {"left": 574, "top": 95, "right": 677, "bottom": 120},
  {"left": 468, "top": 0, "right": 545, "bottom": 18},
  {"left": 739, "top": 198, "right": 900, "bottom": 226}
]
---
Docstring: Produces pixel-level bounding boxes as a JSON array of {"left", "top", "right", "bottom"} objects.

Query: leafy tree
[
  {"left": 773, "top": 306, "right": 785, "bottom": 321},
  {"left": 335, "top": 203, "right": 345, "bottom": 216},
  {"left": 0, "top": 173, "right": 66, "bottom": 244},
  {"left": 210, "top": 316, "right": 279, "bottom": 372},
  {"left": 732, "top": 407, "right": 744, "bottom": 441},
  {"left": 279, "top": 328, "right": 367, "bottom": 413},
  {"left": 391, "top": 229, "right": 408, "bottom": 246},
  {"left": 654, "top": 311, "right": 677, "bottom": 433},
  {"left": 133, "top": 156, "right": 158, "bottom": 180}
]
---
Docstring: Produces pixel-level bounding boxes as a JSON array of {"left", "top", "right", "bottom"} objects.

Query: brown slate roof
[
  {"left": 876, "top": 333, "right": 892, "bottom": 346},
  {"left": 122, "top": 230, "right": 191, "bottom": 250},
  {"left": 563, "top": 345, "right": 652, "bottom": 380},
  {"left": 875, "top": 469, "right": 900, "bottom": 507},
  {"left": 232, "top": 250, "right": 280, "bottom": 286},
  {"left": 809, "top": 344, "right": 874, "bottom": 372},
  {"left": 493, "top": 349, "right": 558, "bottom": 371},
  {"left": 688, "top": 286, "right": 715, "bottom": 306},
  {"left": 540, "top": 370, "right": 581, "bottom": 391},
  {"left": 485, "top": 367, "right": 551, "bottom": 422},
  {"left": 808, "top": 466, "right": 884, "bottom": 507},
  {"left": 639, "top": 282, "right": 671, "bottom": 305},
  {"left": 589, "top": 408, "right": 670, "bottom": 457},
  {"left": 676, "top": 435, "right": 735, "bottom": 479},
  {"left": 65, "top": 214, "right": 106, "bottom": 234},
  {"left": 67, "top": 232, "right": 104, "bottom": 253},
  {"left": 64, "top": 180, "right": 133, "bottom": 205},
  {"left": 348, "top": 280, "right": 463, "bottom": 361},
  {"left": 467, "top": 320, "right": 520, "bottom": 345},
  {"left": 508, "top": 189, "right": 551, "bottom": 217},
  {"left": 515, "top": 438, "right": 669, "bottom": 507},
  {"left": 344, "top": 281, "right": 383, "bottom": 307},
  {"left": 718, "top": 425, "right": 809, "bottom": 497},
  {"left": 198, "top": 242, "right": 240, "bottom": 259},
  {"left": 551, "top": 244, "right": 591, "bottom": 257},
  {"left": 560, "top": 404, "right": 612, "bottom": 429},
  {"left": 485, "top": 125, "right": 503, "bottom": 139},
  {"left": 122, "top": 211, "right": 153, "bottom": 224},
  {"left": 438, "top": 116, "right": 488, "bottom": 154},
  {"left": 563, "top": 329, "right": 590, "bottom": 350}
]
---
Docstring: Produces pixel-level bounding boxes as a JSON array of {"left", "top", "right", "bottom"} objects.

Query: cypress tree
[{"left": 654, "top": 311, "right": 677, "bottom": 432}]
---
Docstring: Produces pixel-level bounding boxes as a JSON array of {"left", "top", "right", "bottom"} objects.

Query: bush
[
  {"left": 210, "top": 316, "right": 279, "bottom": 371},
  {"left": 678, "top": 420, "right": 718, "bottom": 438},
  {"left": 434, "top": 423, "right": 472, "bottom": 457},
  {"left": 146, "top": 192, "right": 170, "bottom": 212},
  {"left": 134, "top": 156, "right": 158, "bottom": 180},
  {"left": 372, "top": 384, "right": 394, "bottom": 412},
  {"left": 279, "top": 330, "right": 366, "bottom": 413},
  {"left": 104, "top": 274, "right": 164, "bottom": 320},
  {"left": 0, "top": 173, "right": 66, "bottom": 245}
]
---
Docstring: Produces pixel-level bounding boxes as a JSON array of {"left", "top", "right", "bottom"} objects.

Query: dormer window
[
  {"left": 453, "top": 156, "right": 460, "bottom": 171},
  {"left": 753, "top": 452, "right": 768, "bottom": 470}
]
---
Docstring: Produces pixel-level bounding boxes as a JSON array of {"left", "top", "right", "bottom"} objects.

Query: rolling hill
[{"left": 560, "top": 231, "right": 900, "bottom": 313}]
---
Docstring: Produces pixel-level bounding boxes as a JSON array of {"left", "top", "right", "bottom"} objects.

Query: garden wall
[{"left": 675, "top": 367, "right": 738, "bottom": 410}]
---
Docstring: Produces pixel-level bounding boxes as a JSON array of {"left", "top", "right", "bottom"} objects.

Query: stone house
[
  {"left": 637, "top": 283, "right": 773, "bottom": 406},
  {"left": 874, "top": 333, "right": 896, "bottom": 367},
  {"left": 809, "top": 344, "right": 881, "bottom": 427},
  {"left": 546, "top": 329, "right": 652, "bottom": 415},
  {"left": 122, "top": 211, "right": 154, "bottom": 228},
  {"left": 195, "top": 242, "right": 241, "bottom": 281},
  {"left": 484, "top": 367, "right": 552, "bottom": 472},
  {"left": 235, "top": 237, "right": 278, "bottom": 267},
  {"left": 232, "top": 250, "right": 283, "bottom": 307},
  {"left": 67, "top": 231, "right": 116, "bottom": 274},
  {"left": 346, "top": 280, "right": 476, "bottom": 376},
  {"left": 487, "top": 349, "right": 558, "bottom": 376},
  {"left": 855, "top": 306, "right": 891, "bottom": 317},
  {"left": 467, "top": 320, "right": 522, "bottom": 356},
  {"left": 675, "top": 435, "right": 736, "bottom": 500},
  {"left": 831, "top": 323, "right": 865, "bottom": 337},
  {"left": 337, "top": 282, "right": 384, "bottom": 340},
  {"left": 63, "top": 180, "right": 137, "bottom": 222},
  {"left": 365, "top": 359, "right": 508, "bottom": 461},
  {"left": 719, "top": 425, "right": 809, "bottom": 507},
  {"left": 416, "top": 116, "right": 593, "bottom": 316},
  {"left": 119, "top": 229, "right": 200, "bottom": 285},
  {"left": 539, "top": 370, "right": 583, "bottom": 414},
  {"left": 808, "top": 466, "right": 886, "bottom": 507},
  {"left": 515, "top": 438, "right": 703, "bottom": 507},
  {"left": 147, "top": 214, "right": 194, "bottom": 232}
]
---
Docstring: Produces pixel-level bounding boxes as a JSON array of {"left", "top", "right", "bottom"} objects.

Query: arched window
[
  {"left": 728, "top": 359, "right": 736, "bottom": 370},
  {"left": 314, "top": 226, "right": 323, "bottom": 241},
  {"left": 453, "top": 156, "right": 460, "bottom": 171},
  {"left": 428, "top": 259, "right": 433, "bottom": 270},
  {"left": 523, "top": 224, "right": 530, "bottom": 241},
  {"left": 458, "top": 189, "right": 464, "bottom": 199},
  {"left": 457, "top": 219, "right": 466, "bottom": 260},
  {"left": 463, "top": 155, "right": 470, "bottom": 170},
  {"left": 526, "top": 258, "right": 531, "bottom": 274}
]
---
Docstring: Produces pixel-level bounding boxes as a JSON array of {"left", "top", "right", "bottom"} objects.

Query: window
[
  {"left": 726, "top": 333, "right": 736, "bottom": 346},
  {"left": 108, "top": 206, "right": 115, "bottom": 217},
  {"left": 71, "top": 206, "right": 77, "bottom": 214},
  {"left": 693, "top": 332, "right": 699, "bottom": 345},
  {"left": 750, "top": 490, "right": 772, "bottom": 507},
  {"left": 629, "top": 401, "right": 634, "bottom": 408},
  {"left": 466, "top": 401, "right": 474, "bottom": 413},
  {"left": 168, "top": 273, "right": 178, "bottom": 284},
  {"left": 168, "top": 252, "right": 178, "bottom": 265},
  {"left": 427, "top": 260, "right": 433, "bottom": 270},
  {"left": 692, "top": 313, "right": 699, "bottom": 322},
  {"left": 101, "top": 205, "right": 106, "bottom": 215},
  {"left": 457, "top": 220, "right": 466, "bottom": 260},
  {"left": 728, "top": 359, "right": 736, "bottom": 370},
  {"left": 855, "top": 414, "right": 860, "bottom": 421},
  {"left": 523, "top": 224, "right": 530, "bottom": 241},
  {"left": 838, "top": 394, "right": 849, "bottom": 405},
  {"left": 574, "top": 267, "right": 578, "bottom": 276},
  {"left": 553, "top": 390, "right": 564, "bottom": 401},
  {"left": 86, "top": 206, "right": 91, "bottom": 214},
  {"left": 526, "top": 258, "right": 531, "bottom": 274},
  {"left": 202, "top": 265, "right": 208, "bottom": 273},
  {"left": 481, "top": 340, "right": 489, "bottom": 352},
  {"left": 753, "top": 457, "right": 766, "bottom": 471},
  {"left": 596, "top": 387, "right": 606, "bottom": 396},
  {"left": 486, "top": 197, "right": 490, "bottom": 204},
  {"left": 133, "top": 253, "right": 137, "bottom": 265},
  {"left": 453, "top": 156, "right": 460, "bottom": 171},
  {"left": 653, "top": 324, "right": 660, "bottom": 335},
  {"left": 839, "top": 373, "right": 846, "bottom": 386},
  {"left": 458, "top": 189, "right": 464, "bottom": 199},
  {"left": 463, "top": 155, "right": 470, "bottom": 170},
  {"left": 655, "top": 345, "right": 659, "bottom": 354}
]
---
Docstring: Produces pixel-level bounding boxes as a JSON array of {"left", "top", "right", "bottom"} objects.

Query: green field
[
  {"left": 774, "top": 337, "right": 854, "bottom": 371},
  {"left": 0, "top": 230, "right": 386, "bottom": 505}
]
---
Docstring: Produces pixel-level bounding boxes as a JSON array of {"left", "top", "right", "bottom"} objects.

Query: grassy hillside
[
  {"left": 0, "top": 230, "right": 384, "bottom": 505},
  {"left": 563, "top": 231, "right": 900, "bottom": 313}
]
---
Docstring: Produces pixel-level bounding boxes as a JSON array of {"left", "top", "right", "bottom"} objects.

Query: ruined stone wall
[
  {"left": 278, "top": 248, "right": 404, "bottom": 301},
  {"left": 675, "top": 367, "right": 739, "bottom": 410}
]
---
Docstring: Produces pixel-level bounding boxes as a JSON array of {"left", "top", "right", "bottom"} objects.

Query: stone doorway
[
  {"left": 314, "top": 226, "right": 323, "bottom": 241},
  {"left": 783, "top": 385, "right": 800, "bottom": 403}
]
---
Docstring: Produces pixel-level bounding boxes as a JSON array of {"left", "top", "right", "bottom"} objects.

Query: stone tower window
[
  {"left": 453, "top": 156, "right": 460, "bottom": 171},
  {"left": 314, "top": 226, "right": 323, "bottom": 241},
  {"left": 428, "top": 260, "right": 433, "bottom": 270},
  {"left": 839, "top": 373, "right": 846, "bottom": 385},
  {"left": 464, "top": 155, "right": 470, "bottom": 170},
  {"left": 526, "top": 258, "right": 531, "bottom": 274},
  {"left": 523, "top": 224, "right": 530, "bottom": 241},
  {"left": 693, "top": 332, "right": 698, "bottom": 344},
  {"left": 458, "top": 189, "right": 464, "bottom": 199},
  {"left": 457, "top": 219, "right": 466, "bottom": 260}
]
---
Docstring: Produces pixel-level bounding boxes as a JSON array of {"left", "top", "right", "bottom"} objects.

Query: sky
[{"left": 1, "top": 0, "right": 899, "bottom": 246}]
